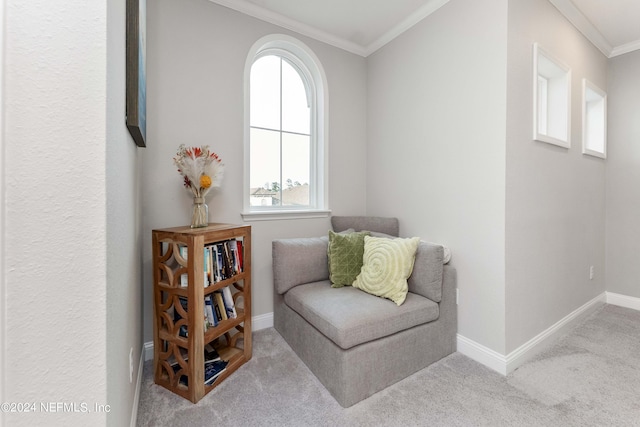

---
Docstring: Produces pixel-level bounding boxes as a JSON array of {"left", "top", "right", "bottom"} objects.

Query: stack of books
[{"left": 170, "top": 343, "right": 229, "bottom": 387}]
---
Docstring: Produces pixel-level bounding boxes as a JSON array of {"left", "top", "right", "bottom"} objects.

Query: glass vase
[{"left": 191, "top": 197, "right": 208, "bottom": 228}]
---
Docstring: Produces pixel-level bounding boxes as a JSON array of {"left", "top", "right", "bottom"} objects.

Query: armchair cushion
[
  {"left": 273, "top": 236, "right": 329, "bottom": 295},
  {"left": 283, "top": 281, "right": 439, "bottom": 350}
]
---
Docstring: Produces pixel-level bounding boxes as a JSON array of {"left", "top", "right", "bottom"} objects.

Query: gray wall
[
  {"left": 106, "top": 0, "right": 144, "bottom": 425},
  {"left": 505, "top": 0, "right": 608, "bottom": 353},
  {"left": 366, "top": 0, "right": 618, "bottom": 357},
  {"left": 142, "top": 0, "right": 368, "bottom": 342},
  {"left": 606, "top": 51, "right": 640, "bottom": 299},
  {"left": 366, "top": 0, "right": 509, "bottom": 354}
]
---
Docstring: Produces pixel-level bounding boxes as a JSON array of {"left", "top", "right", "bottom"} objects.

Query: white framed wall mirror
[
  {"left": 533, "top": 43, "right": 571, "bottom": 148},
  {"left": 582, "top": 79, "right": 607, "bottom": 159}
]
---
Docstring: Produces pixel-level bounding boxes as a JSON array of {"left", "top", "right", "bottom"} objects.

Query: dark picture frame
[{"left": 126, "top": 0, "right": 147, "bottom": 147}]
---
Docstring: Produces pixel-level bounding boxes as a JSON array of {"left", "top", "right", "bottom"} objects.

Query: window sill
[{"left": 241, "top": 209, "right": 331, "bottom": 222}]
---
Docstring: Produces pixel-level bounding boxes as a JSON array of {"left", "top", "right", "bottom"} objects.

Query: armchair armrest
[
  {"left": 408, "top": 242, "right": 444, "bottom": 302},
  {"left": 273, "top": 236, "right": 329, "bottom": 295}
]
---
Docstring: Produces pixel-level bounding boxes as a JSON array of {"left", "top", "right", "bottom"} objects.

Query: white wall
[
  {"left": 606, "top": 51, "right": 640, "bottom": 300},
  {"left": 142, "top": 0, "right": 368, "bottom": 342},
  {"left": 505, "top": 0, "right": 608, "bottom": 353},
  {"left": 106, "top": 0, "right": 143, "bottom": 425},
  {"left": 0, "top": 0, "right": 6, "bottom": 417},
  {"left": 2, "top": 1, "right": 142, "bottom": 425},
  {"left": 366, "top": 0, "right": 508, "bottom": 353},
  {"left": 3, "top": 0, "right": 109, "bottom": 425}
]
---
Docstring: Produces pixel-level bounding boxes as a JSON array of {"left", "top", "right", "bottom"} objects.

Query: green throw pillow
[
  {"left": 327, "top": 230, "right": 370, "bottom": 288},
  {"left": 352, "top": 236, "right": 421, "bottom": 305}
]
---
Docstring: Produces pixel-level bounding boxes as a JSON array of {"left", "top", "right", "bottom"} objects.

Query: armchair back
[
  {"left": 331, "top": 216, "right": 399, "bottom": 236},
  {"left": 273, "top": 216, "right": 445, "bottom": 302},
  {"left": 273, "top": 236, "right": 329, "bottom": 295}
]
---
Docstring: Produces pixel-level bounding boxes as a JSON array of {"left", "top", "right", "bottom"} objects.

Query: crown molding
[
  {"left": 610, "top": 39, "right": 640, "bottom": 58},
  {"left": 209, "top": 0, "right": 448, "bottom": 57},
  {"left": 548, "top": 0, "right": 613, "bottom": 57},
  {"left": 209, "top": 0, "right": 366, "bottom": 56},
  {"left": 549, "top": 0, "right": 640, "bottom": 58},
  {"left": 210, "top": 0, "right": 638, "bottom": 59},
  {"left": 364, "top": 0, "right": 450, "bottom": 56}
]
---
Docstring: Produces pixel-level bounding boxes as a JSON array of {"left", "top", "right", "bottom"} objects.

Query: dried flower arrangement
[{"left": 173, "top": 144, "right": 225, "bottom": 227}]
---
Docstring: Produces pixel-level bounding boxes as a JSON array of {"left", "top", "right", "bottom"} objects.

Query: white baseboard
[
  {"left": 252, "top": 312, "right": 274, "bottom": 331},
  {"left": 456, "top": 334, "right": 507, "bottom": 375},
  {"left": 143, "top": 312, "right": 275, "bottom": 362},
  {"left": 144, "top": 341, "right": 154, "bottom": 362},
  {"left": 606, "top": 292, "right": 640, "bottom": 311},
  {"left": 457, "top": 292, "right": 606, "bottom": 375},
  {"left": 130, "top": 348, "right": 144, "bottom": 427},
  {"left": 504, "top": 292, "right": 605, "bottom": 373}
]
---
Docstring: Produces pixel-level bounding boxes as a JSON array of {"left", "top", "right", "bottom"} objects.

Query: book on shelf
[
  {"left": 203, "top": 246, "right": 210, "bottom": 287},
  {"left": 178, "top": 246, "right": 210, "bottom": 287},
  {"left": 213, "top": 242, "right": 228, "bottom": 281},
  {"left": 213, "top": 243, "right": 222, "bottom": 282},
  {"left": 171, "top": 358, "right": 228, "bottom": 387},
  {"left": 221, "top": 286, "right": 238, "bottom": 319},
  {"left": 205, "top": 244, "right": 216, "bottom": 285},
  {"left": 204, "top": 295, "right": 218, "bottom": 328},
  {"left": 204, "top": 306, "right": 208, "bottom": 333},
  {"left": 204, "top": 343, "right": 221, "bottom": 362},
  {"left": 166, "top": 346, "right": 189, "bottom": 368},
  {"left": 222, "top": 242, "right": 235, "bottom": 279},
  {"left": 215, "top": 244, "right": 225, "bottom": 281},
  {"left": 213, "top": 297, "right": 223, "bottom": 322},
  {"left": 179, "top": 247, "right": 188, "bottom": 287},
  {"left": 228, "top": 240, "right": 241, "bottom": 274},
  {"left": 174, "top": 296, "right": 189, "bottom": 338},
  {"left": 204, "top": 360, "right": 228, "bottom": 386},
  {"left": 213, "top": 292, "right": 228, "bottom": 321},
  {"left": 167, "top": 344, "right": 220, "bottom": 370},
  {"left": 236, "top": 240, "right": 243, "bottom": 272}
]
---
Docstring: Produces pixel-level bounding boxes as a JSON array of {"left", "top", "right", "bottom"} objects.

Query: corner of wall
[{"left": 459, "top": 292, "right": 606, "bottom": 375}]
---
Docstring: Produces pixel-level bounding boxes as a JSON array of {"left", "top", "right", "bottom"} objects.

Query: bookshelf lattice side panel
[
  {"left": 157, "top": 340, "right": 191, "bottom": 389},
  {"left": 157, "top": 289, "right": 192, "bottom": 340},
  {"left": 156, "top": 240, "right": 189, "bottom": 289}
]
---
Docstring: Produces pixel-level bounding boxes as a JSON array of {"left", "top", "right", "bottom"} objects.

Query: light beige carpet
[{"left": 136, "top": 304, "right": 640, "bottom": 426}]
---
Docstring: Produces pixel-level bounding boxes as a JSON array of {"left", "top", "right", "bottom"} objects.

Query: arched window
[{"left": 243, "top": 35, "right": 329, "bottom": 220}]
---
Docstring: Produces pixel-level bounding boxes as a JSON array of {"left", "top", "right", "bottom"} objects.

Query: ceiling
[{"left": 210, "top": 0, "right": 640, "bottom": 58}]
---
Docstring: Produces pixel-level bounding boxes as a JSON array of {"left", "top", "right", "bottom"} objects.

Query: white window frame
[
  {"left": 582, "top": 79, "right": 607, "bottom": 159},
  {"left": 242, "top": 34, "right": 330, "bottom": 221},
  {"left": 533, "top": 43, "right": 571, "bottom": 148}
]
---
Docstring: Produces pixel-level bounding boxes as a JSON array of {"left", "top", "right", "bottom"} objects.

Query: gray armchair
[{"left": 272, "top": 216, "right": 457, "bottom": 407}]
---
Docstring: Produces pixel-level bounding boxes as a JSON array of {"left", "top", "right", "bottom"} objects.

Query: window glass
[
  {"left": 250, "top": 55, "right": 312, "bottom": 208},
  {"left": 282, "top": 133, "right": 310, "bottom": 206},
  {"left": 250, "top": 56, "right": 280, "bottom": 130},
  {"left": 282, "top": 59, "right": 310, "bottom": 134}
]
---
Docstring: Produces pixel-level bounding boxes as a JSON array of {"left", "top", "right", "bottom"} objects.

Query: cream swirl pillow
[{"left": 352, "top": 236, "right": 420, "bottom": 306}]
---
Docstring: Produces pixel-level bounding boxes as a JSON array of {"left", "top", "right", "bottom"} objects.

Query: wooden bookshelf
[{"left": 152, "top": 223, "right": 251, "bottom": 403}]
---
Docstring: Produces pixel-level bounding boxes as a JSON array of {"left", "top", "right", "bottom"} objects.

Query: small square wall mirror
[
  {"left": 533, "top": 43, "right": 571, "bottom": 148},
  {"left": 582, "top": 79, "right": 607, "bottom": 159}
]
